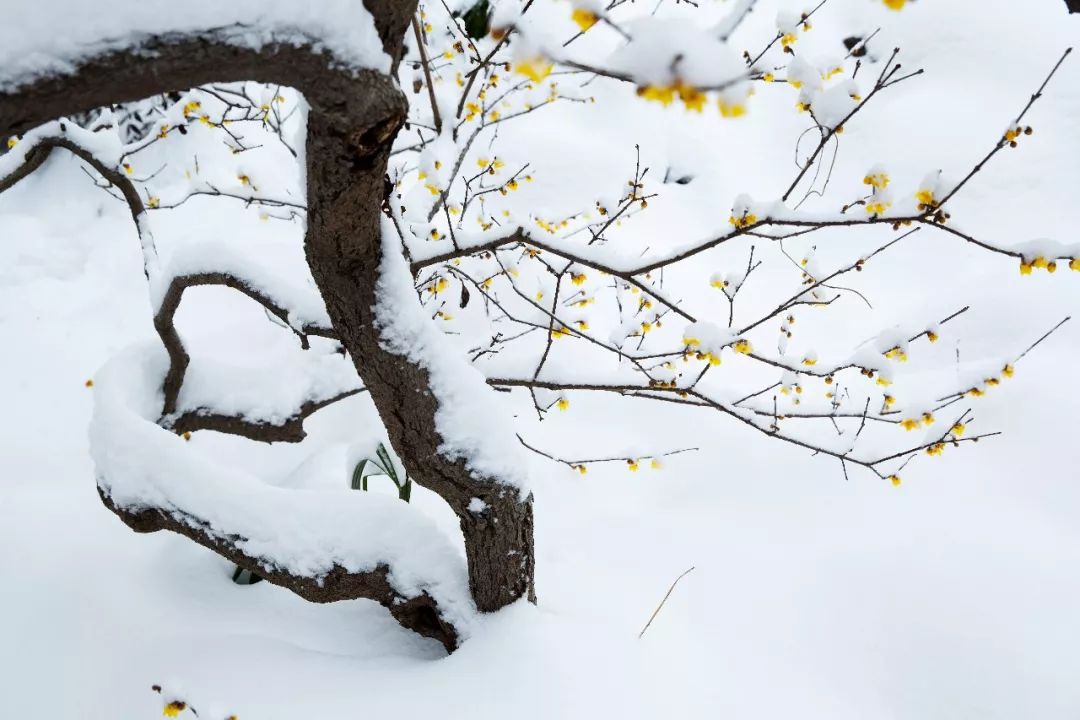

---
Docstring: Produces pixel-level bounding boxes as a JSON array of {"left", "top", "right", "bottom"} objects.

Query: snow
[
  {"left": 3, "top": 0, "right": 1080, "bottom": 718},
  {"left": 0, "top": 0, "right": 389, "bottom": 91},
  {"left": 89, "top": 344, "right": 475, "bottom": 631},
  {"left": 375, "top": 217, "right": 532, "bottom": 495}
]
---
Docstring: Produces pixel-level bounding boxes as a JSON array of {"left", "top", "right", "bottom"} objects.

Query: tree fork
[{"left": 0, "top": 0, "right": 535, "bottom": 649}]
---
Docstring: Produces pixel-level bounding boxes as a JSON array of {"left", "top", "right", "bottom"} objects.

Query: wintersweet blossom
[{"left": 572, "top": 7, "right": 598, "bottom": 31}]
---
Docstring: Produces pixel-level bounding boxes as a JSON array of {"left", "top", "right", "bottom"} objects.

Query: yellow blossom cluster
[
  {"left": 728, "top": 211, "right": 758, "bottom": 229},
  {"left": 901, "top": 412, "right": 934, "bottom": 431},
  {"left": 884, "top": 347, "right": 908, "bottom": 362},
  {"left": 1019, "top": 256, "right": 1058, "bottom": 275},
  {"left": 514, "top": 57, "right": 553, "bottom": 83}
]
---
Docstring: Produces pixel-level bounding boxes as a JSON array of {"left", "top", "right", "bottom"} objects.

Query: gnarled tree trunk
[{"left": 0, "top": 0, "right": 534, "bottom": 649}]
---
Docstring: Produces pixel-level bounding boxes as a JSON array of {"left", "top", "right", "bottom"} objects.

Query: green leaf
[{"left": 461, "top": 0, "right": 491, "bottom": 40}]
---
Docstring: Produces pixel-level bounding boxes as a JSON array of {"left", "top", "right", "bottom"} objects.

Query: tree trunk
[{"left": 0, "top": 0, "right": 535, "bottom": 648}]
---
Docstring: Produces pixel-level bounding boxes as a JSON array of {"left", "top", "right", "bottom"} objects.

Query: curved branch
[
  {"left": 153, "top": 271, "right": 338, "bottom": 417},
  {"left": 170, "top": 387, "right": 365, "bottom": 443},
  {"left": 98, "top": 488, "right": 458, "bottom": 652}
]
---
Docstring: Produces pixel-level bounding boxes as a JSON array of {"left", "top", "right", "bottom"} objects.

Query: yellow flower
[
  {"left": 718, "top": 100, "right": 747, "bottom": 118},
  {"left": 926, "top": 442, "right": 945, "bottom": 456},
  {"left": 557, "top": 398, "right": 570, "bottom": 411},
  {"left": 705, "top": 352, "right": 722, "bottom": 366},
  {"left": 163, "top": 701, "right": 186, "bottom": 717},
  {"left": 733, "top": 339, "right": 753, "bottom": 354},
  {"left": 967, "top": 387, "right": 985, "bottom": 397},
  {"left": 1019, "top": 260, "right": 1033, "bottom": 275},
  {"left": 182, "top": 100, "right": 201, "bottom": 117},
  {"left": 796, "top": 101, "right": 811, "bottom": 113},
  {"left": 927, "top": 331, "right": 939, "bottom": 343},
  {"left": 865, "top": 200, "right": 891, "bottom": 215},
  {"left": 863, "top": 172, "right": 890, "bottom": 190},
  {"left": 571, "top": 7, "right": 598, "bottom": 31},
  {"left": 781, "top": 33, "right": 798, "bottom": 48},
  {"left": 627, "top": 459, "right": 640, "bottom": 472},
  {"left": 123, "top": 163, "right": 134, "bottom": 175},
  {"left": 901, "top": 418, "right": 920, "bottom": 431},
  {"left": 147, "top": 196, "right": 160, "bottom": 209},
  {"left": 1070, "top": 258, "right": 1080, "bottom": 272},
  {"left": 762, "top": 72, "right": 775, "bottom": 82},
  {"left": 1002, "top": 364, "right": 1015, "bottom": 378},
  {"left": 884, "top": 347, "right": 907, "bottom": 362},
  {"left": 425, "top": 184, "right": 440, "bottom": 196},
  {"left": 883, "top": 394, "right": 895, "bottom": 408},
  {"left": 876, "top": 376, "right": 892, "bottom": 387},
  {"left": 85, "top": 378, "right": 94, "bottom": 388},
  {"left": 571, "top": 273, "right": 587, "bottom": 286},
  {"left": 577, "top": 465, "right": 587, "bottom": 475},
  {"left": 915, "top": 189, "right": 936, "bottom": 207},
  {"left": 637, "top": 85, "right": 676, "bottom": 106},
  {"left": 802, "top": 357, "right": 817, "bottom": 366},
  {"left": 883, "top": 0, "right": 907, "bottom": 9},
  {"left": 157, "top": 125, "right": 169, "bottom": 139},
  {"left": 515, "top": 56, "right": 553, "bottom": 83},
  {"left": 951, "top": 422, "right": 966, "bottom": 436},
  {"left": 1033, "top": 256, "right": 1049, "bottom": 269},
  {"left": 922, "top": 412, "right": 934, "bottom": 426},
  {"left": 683, "top": 336, "right": 700, "bottom": 347},
  {"left": 650, "top": 459, "right": 662, "bottom": 470},
  {"left": 889, "top": 474, "right": 902, "bottom": 487},
  {"left": 677, "top": 83, "right": 707, "bottom": 112},
  {"left": 551, "top": 325, "right": 571, "bottom": 339},
  {"left": 465, "top": 102, "right": 481, "bottom": 121},
  {"left": 5, "top": 136, "right": 16, "bottom": 149},
  {"left": 237, "top": 174, "right": 250, "bottom": 185},
  {"left": 728, "top": 213, "right": 758, "bottom": 229}
]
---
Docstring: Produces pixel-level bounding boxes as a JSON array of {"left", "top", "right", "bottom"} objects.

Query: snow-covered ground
[{"left": 2, "top": 1, "right": 1080, "bottom": 718}]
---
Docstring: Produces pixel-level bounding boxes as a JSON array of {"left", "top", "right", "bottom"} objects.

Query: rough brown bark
[
  {"left": 99, "top": 488, "right": 458, "bottom": 652},
  {"left": 0, "top": 10, "right": 536, "bottom": 648}
]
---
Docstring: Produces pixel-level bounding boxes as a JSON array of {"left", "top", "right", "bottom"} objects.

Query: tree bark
[{"left": 0, "top": 3, "right": 535, "bottom": 648}]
